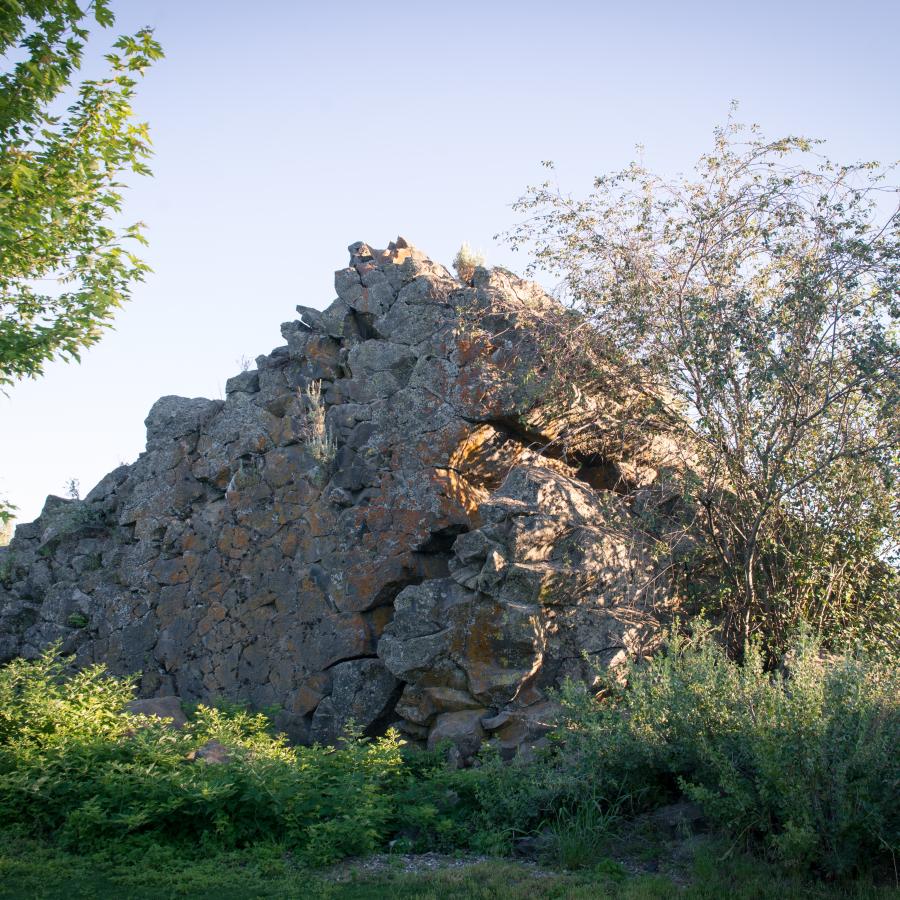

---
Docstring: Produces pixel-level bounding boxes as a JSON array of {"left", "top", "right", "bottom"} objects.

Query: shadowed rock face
[{"left": 0, "top": 239, "right": 682, "bottom": 755}]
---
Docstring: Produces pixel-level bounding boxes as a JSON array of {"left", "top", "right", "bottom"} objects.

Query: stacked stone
[{"left": 0, "top": 238, "right": 679, "bottom": 758}]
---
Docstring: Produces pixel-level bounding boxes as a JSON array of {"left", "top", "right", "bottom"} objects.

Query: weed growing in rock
[
  {"left": 0, "top": 551, "right": 14, "bottom": 587},
  {"left": 452, "top": 242, "right": 485, "bottom": 283},
  {"left": 300, "top": 380, "right": 336, "bottom": 465}
]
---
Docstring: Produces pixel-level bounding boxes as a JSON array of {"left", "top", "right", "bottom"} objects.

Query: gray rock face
[
  {"left": 310, "top": 658, "right": 400, "bottom": 744},
  {"left": 0, "top": 238, "right": 685, "bottom": 755},
  {"left": 378, "top": 464, "right": 673, "bottom": 757}
]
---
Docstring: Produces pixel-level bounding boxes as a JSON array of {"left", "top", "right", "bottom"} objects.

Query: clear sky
[{"left": 2, "top": 0, "right": 898, "bottom": 523}]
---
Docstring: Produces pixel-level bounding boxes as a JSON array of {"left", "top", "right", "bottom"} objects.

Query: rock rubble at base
[{"left": 0, "top": 238, "right": 684, "bottom": 758}]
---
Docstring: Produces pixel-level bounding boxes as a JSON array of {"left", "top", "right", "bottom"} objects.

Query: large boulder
[{"left": 0, "top": 238, "right": 686, "bottom": 754}]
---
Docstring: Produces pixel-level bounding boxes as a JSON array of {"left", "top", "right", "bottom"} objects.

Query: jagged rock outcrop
[{"left": 0, "top": 239, "right": 683, "bottom": 756}]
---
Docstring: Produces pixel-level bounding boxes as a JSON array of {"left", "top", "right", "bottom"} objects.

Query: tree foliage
[
  {"left": 0, "top": 0, "right": 162, "bottom": 389},
  {"left": 504, "top": 116, "right": 900, "bottom": 654}
]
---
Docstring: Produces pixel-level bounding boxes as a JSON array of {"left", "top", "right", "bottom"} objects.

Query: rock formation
[{"left": 0, "top": 239, "right": 684, "bottom": 757}]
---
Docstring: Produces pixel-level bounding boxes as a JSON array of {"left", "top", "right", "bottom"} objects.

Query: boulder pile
[{"left": 0, "top": 239, "right": 684, "bottom": 759}]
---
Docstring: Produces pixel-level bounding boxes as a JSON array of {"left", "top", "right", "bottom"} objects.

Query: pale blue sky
[{"left": 2, "top": 0, "right": 898, "bottom": 523}]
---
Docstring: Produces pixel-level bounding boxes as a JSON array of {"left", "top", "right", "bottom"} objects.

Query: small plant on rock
[
  {"left": 0, "top": 552, "right": 14, "bottom": 586},
  {"left": 453, "top": 242, "right": 485, "bottom": 283},
  {"left": 300, "top": 380, "right": 336, "bottom": 465}
]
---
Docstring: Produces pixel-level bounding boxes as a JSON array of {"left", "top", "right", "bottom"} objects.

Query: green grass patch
[{"left": 0, "top": 831, "right": 895, "bottom": 899}]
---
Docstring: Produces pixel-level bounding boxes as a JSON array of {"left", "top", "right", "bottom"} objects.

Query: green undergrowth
[
  {"left": 550, "top": 628, "right": 900, "bottom": 878},
  {"left": 0, "top": 630, "right": 897, "bottom": 892},
  {"left": 0, "top": 830, "right": 895, "bottom": 899}
]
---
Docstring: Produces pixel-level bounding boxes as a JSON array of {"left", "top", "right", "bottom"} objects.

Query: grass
[
  {"left": 546, "top": 791, "right": 626, "bottom": 869},
  {"left": 0, "top": 830, "right": 896, "bottom": 900}
]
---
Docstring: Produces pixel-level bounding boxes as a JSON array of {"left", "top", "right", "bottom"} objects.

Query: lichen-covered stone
[{"left": 0, "top": 238, "right": 686, "bottom": 754}]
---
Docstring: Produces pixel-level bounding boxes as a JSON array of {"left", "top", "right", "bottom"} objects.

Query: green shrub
[
  {"left": 389, "top": 739, "right": 575, "bottom": 856},
  {"left": 0, "top": 649, "right": 404, "bottom": 865},
  {"left": 552, "top": 628, "right": 900, "bottom": 877},
  {"left": 2, "top": 636, "right": 895, "bottom": 878}
]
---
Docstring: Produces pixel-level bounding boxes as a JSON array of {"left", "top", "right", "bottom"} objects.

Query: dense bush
[
  {"left": 551, "top": 628, "right": 900, "bottom": 877},
  {"left": 0, "top": 636, "right": 896, "bottom": 879},
  {"left": 0, "top": 650, "right": 404, "bottom": 865},
  {"left": 390, "top": 742, "right": 559, "bottom": 855}
]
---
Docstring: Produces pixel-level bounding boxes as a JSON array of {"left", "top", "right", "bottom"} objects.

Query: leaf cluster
[{"left": 0, "top": 0, "right": 163, "bottom": 386}]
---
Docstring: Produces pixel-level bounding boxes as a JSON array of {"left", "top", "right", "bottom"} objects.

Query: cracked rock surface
[{"left": 0, "top": 239, "right": 682, "bottom": 755}]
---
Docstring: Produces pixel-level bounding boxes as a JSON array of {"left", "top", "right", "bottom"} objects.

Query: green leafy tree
[
  {"left": 0, "top": 0, "right": 161, "bottom": 522},
  {"left": 0, "top": 0, "right": 162, "bottom": 386},
  {"left": 504, "top": 115, "right": 900, "bottom": 654}
]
